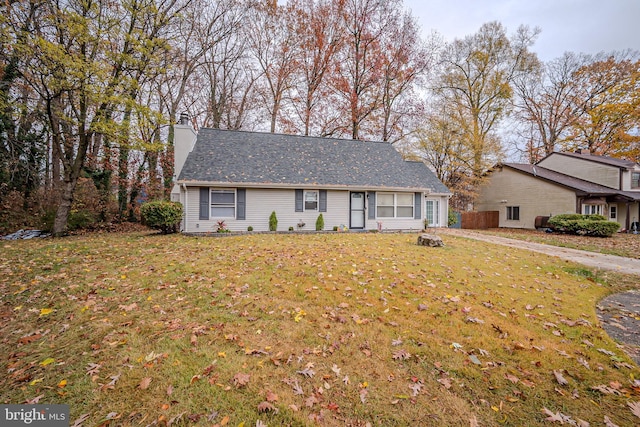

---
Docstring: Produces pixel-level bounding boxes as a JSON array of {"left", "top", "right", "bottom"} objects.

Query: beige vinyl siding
[
  {"left": 476, "top": 167, "right": 577, "bottom": 229},
  {"left": 621, "top": 167, "right": 640, "bottom": 191},
  {"left": 539, "top": 155, "right": 619, "bottom": 188},
  {"left": 365, "top": 218, "right": 424, "bottom": 231},
  {"left": 183, "top": 188, "right": 350, "bottom": 232},
  {"left": 181, "top": 187, "right": 442, "bottom": 232}
]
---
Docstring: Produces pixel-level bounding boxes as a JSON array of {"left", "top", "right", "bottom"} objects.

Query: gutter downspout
[{"left": 182, "top": 183, "right": 188, "bottom": 232}]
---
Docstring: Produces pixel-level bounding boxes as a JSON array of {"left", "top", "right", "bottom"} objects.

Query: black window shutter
[
  {"left": 295, "top": 189, "right": 303, "bottom": 212},
  {"left": 319, "top": 190, "right": 327, "bottom": 212},
  {"left": 414, "top": 192, "right": 421, "bottom": 219},
  {"left": 236, "top": 188, "right": 246, "bottom": 220},
  {"left": 199, "top": 187, "right": 209, "bottom": 220},
  {"left": 368, "top": 191, "right": 376, "bottom": 219}
]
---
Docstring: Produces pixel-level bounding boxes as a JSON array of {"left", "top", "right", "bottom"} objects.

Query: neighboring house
[
  {"left": 171, "top": 125, "right": 451, "bottom": 233},
  {"left": 475, "top": 150, "right": 640, "bottom": 230}
]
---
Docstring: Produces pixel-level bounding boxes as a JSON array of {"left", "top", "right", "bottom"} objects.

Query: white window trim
[
  {"left": 506, "top": 206, "right": 520, "bottom": 221},
  {"left": 376, "top": 192, "right": 414, "bottom": 219},
  {"left": 582, "top": 204, "right": 602, "bottom": 215},
  {"left": 609, "top": 205, "right": 617, "bottom": 219},
  {"left": 304, "top": 190, "right": 318, "bottom": 211},
  {"left": 211, "top": 188, "right": 236, "bottom": 218}
]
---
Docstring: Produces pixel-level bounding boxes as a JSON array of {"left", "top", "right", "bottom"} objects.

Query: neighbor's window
[
  {"left": 376, "top": 192, "right": 414, "bottom": 218},
  {"left": 582, "top": 204, "right": 602, "bottom": 215},
  {"left": 632, "top": 172, "right": 640, "bottom": 188},
  {"left": 305, "top": 191, "right": 318, "bottom": 210},
  {"left": 211, "top": 189, "right": 235, "bottom": 218},
  {"left": 610, "top": 205, "right": 617, "bottom": 219},
  {"left": 506, "top": 206, "right": 520, "bottom": 221}
]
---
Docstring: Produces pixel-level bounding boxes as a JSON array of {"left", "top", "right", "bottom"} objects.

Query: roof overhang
[{"left": 176, "top": 180, "right": 438, "bottom": 194}]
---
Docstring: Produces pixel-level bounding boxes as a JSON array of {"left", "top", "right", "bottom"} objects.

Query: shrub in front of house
[
  {"left": 140, "top": 200, "right": 183, "bottom": 234},
  {"left": 269, "top": 211, "right": 278, "bottom": 231},
  {"left": 315, "top": 214, "right": 324, "bottom": 231},
  {"left": 548, "top": 214, "right": 619, "bottom": 237},
  {"left": 448, "top": 210, "right": 459, "bottom": 227}
]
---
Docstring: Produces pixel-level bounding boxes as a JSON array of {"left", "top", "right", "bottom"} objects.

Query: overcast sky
[{"left": 403, "top": 0, "right": 640, "bottom": 61}]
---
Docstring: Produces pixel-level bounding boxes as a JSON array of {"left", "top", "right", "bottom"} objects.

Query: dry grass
[
  {"left": 476, "top": 228, "right": 640, "bottom": 259},
  {"left": 1, "top": 231, "right": 639, "bottom": 426}
]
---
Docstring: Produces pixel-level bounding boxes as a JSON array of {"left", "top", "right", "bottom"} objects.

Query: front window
[
  {"left": 582, "top": 204, "right": 602, "bottom": 215},
  {"left": 506, "top": 206, "right": 520, "bottom": 221},
  {"left": 632, "top": 172, "right": 640, "bottom": 189},
  {"left": 610, "top": 205, "right": 617, "bottom": 219},
  {"left": 376, "top": 193, "right": 414, "bottom": 218},
  {"left": 211, "top": 189, "right": 235, "bottom": 218},
  {"left": 305, "top": 191, "right": 318, "bottom": 210}
]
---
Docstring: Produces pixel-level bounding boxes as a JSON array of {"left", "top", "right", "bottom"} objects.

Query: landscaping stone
[{"left": 417, "top": 233, "right": 444, "bottom": 247}]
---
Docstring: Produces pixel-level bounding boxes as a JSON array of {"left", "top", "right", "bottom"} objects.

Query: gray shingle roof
[
  {"left": 504, "top": 163, "right": 640, "bottom": 201},
  {"left": 178, "top": 129, "right": 451, "bottom": 194}
]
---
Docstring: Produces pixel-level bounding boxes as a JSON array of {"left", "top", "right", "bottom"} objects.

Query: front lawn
[{"left": 1, "top": 232, "right": 639, "bottom": 426}]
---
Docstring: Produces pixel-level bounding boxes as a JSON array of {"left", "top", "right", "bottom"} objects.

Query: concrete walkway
[{"left": 439, "top": 228, "right": 640, "bottom": 276}]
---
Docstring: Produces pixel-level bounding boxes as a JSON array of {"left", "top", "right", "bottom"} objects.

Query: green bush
[
  {"left": 448, "top": 210, "right": 459, "bottom": 227},
  {"left": 315, "top": 214, "right": 324, "bottom": 231},
  {"left": 548, "top": 213, "right": 620, "bottom": 237},
  {"left": 247, "top": 226, "right": 253, "bottom": 232},
  {"left": 140, "top": 200, "right": 183, "bottom": 234},
  {"left": 269, "top": 211, "right": 278, "bottom": 231}
]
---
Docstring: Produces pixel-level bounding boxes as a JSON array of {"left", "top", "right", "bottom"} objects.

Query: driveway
[{"left": 439, "top": 228, "right": 640, "bottom": 364}]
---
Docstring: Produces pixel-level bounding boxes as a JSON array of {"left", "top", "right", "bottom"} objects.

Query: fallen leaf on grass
[
  {"left": 257, "top": 401, "right": 277, "bottom": 413},
  {"left": 437, "top": 378, "right": 452, "bottom": 389},
  {"left": 39, "top": 357, "right": 55, "bottom": 367},
  {"left": 71, "top": 413, "right": 90, "bottom": 427},
  {"left": 629, "top": 401, "right": 640, "bottom": 419},
  {"left": 359, "top": 388, "right": 368, "bottom": 404},
  {"left": 297, "top": 366, "right": 316, "bottom": 378},
  {"left": 305, "top": 395, "right": 319, "bottom": 408},
  {"left": 392, "top": 349, "right": 411, "bottom": 361},
  {"left": 39, "top": 308, "right": 53, "bottom": 316},
  {"left": 25, "top": 394, "right": 44, "bottom": 404},
  {"left": 86, "top": 363, "right": 102, "bottom": 375},
  {"left": 591, "top": 385, "right": 621, "bottom": 395},
  {"left": 232, "top": 372, "right": 250, "bottom": 388},
  {"left": 139, "top": 377, "right": 152, "bottom": 390},
  {"left": 266, "top": 391, "right": 278, "bottom": 402},
  {"left": 553, "top": 370, "right": 568, "bottom": 386},
  {"left": 604, "top": 415, "right": 619, "bottom": 427},
  {"left": 541, "top": 407, "right": 581, "bottom": 424}
]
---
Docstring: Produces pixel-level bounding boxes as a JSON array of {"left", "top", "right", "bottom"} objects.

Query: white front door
[
  {"left": 425, "top": 199, "right": 440, "bottom": 227},
  {"left": 350, "top": 192, "right": 365, "bottom": 229}
]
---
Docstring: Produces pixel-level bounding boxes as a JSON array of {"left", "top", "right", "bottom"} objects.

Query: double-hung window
[
  {"left": 632, "top": 172, "right": 640, "bottom": 189},
  {"left": 506, "top": 206, "right": 520, "bottom": 221},
  {"left": 211, "top": 189, "right": 235, "bottom": 218},
  {"left": 305, "top": 191, "right": 318, "bottom": 210},
  {"left": 376, "top": 193, "right": 414, "bottom": 218}
]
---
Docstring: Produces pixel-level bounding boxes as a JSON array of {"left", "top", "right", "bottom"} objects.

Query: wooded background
[{"left": 1, "top": 0, "right": 638, "bottom": 235}]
